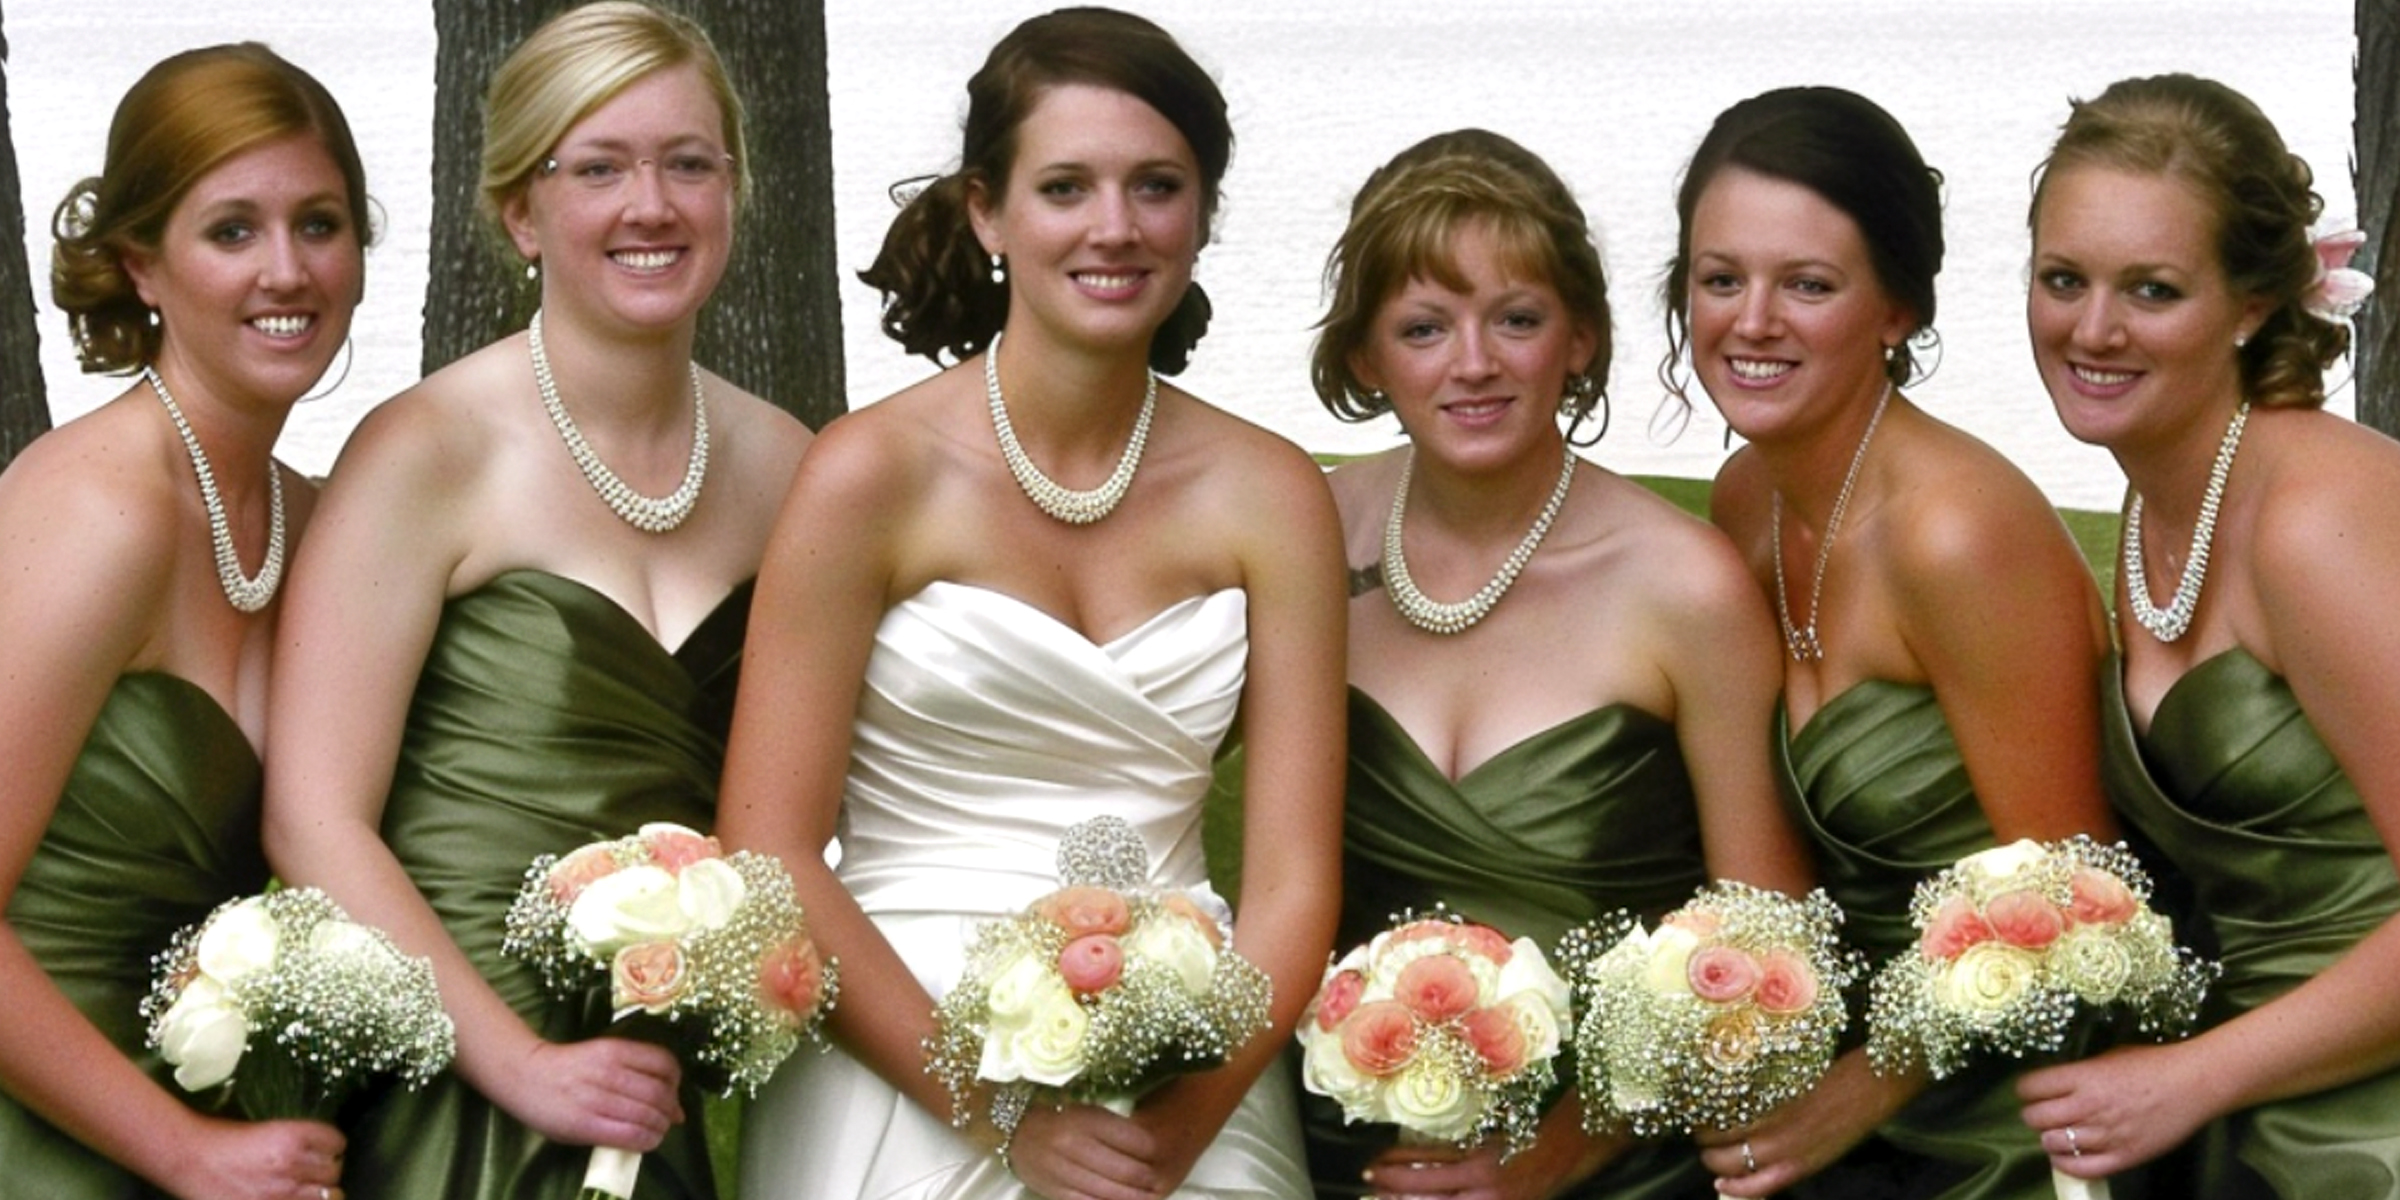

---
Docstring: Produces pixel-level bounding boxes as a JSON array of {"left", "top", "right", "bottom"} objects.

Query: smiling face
[
  {"left": 1685, "top": 168, "right": 1914, "bottom": 445},
  {"left": 968, "top": 83, "right": 1203, "bottom": 358},
  {"left": 1351, "top": 219, "right": 1594, "bottom": 472},
  {"left": 2028, "top": 164, "right": 2264, "bottom": 455},
  {"left": 123, "top": 132, "right": 363, "bottom": 409},
  {"left": 505, "top": 63, "right": 735, "bottom": 336}
]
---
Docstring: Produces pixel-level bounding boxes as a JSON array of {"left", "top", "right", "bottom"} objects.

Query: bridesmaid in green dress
[
  {"left": 1306, "top": 128, "right": 1813, "bottom": 1200},
  {"left": 0, "top": 44, "right": 360, "bottom": 1200},
  {"left": 260, "top": 5, "right": 811, "bottom": 1198},
  {"left": 2017, "top": 74, "right": 2400, "bottom": 1200},
  {"left": 1663, "top": 89, "right": 2119, "bottom": 1200}
]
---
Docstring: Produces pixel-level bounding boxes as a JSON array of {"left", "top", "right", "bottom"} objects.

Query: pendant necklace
[
  {"left": 1771, "top": 381, "right": 1892, "bottom": 662},
  {"left": 528, "top": 308, "right": 708, "bottom": 534},
  {"left": 984, "top": 328, "right": 1157, "bottom": 525},
  {"left": 1382, "top": 442, "right": 1576, "bottom": 636},
  {"left": 145, "top": 366, "right": 285, "bottom": 614},
  {"left": 2123, "top": 401, "right": 2249, "bottom": 643}
]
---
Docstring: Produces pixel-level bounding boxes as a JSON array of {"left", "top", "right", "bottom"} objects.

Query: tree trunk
[
  {"left": 0, "top": 0, "right": 54, "bottom": 468},
  {"left": 2358, "top": 0, "right": 2398, "bottom": 434},
  {"left": 423, "top": 0, "right": 844, "bottom": 430}
]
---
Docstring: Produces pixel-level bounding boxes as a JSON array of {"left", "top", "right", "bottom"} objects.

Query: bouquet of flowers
[
  {"left": 1294, "top": 912, "right": 1572, "bottom": 1156},
  {"left": 503, "top": 822, "right": 836, "bottom": 1200},
  {"left": 926, "top": 816, "right": 1271, "bottom": 1136},
  {"left": 1866, "top": 837, "right": 2216, "bottom": 1200},
  {"left": 1566, "top": 882, "right": 1855, "bottom": 1137},
  {"left": 143, "top": 887, "right": 455, "bottom": 1120}
]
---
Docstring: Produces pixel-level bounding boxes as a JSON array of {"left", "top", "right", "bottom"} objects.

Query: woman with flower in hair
[
  {"left": 1667, "top": 87, "right": 2117, "bottom": 1200},
  {"left": 260, "top": 3, "right": 810, "bottom": 1198},
  {"left": 0, "top": 42, "right": 358, "bottom": 1200},
  {"left": 719, "top": 7, "right": 1341, "bottom": 1200},
  {"left": 1304, "top": 127, "right": 1809, "bottom": 1200},
  {"left": 2015, "top": 73, "right": 2400, "bottom": 1200}
]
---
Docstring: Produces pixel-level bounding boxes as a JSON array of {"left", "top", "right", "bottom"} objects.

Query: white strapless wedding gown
[{"left": 741, "top": 582, "right": 1308, "bottom": 1199}]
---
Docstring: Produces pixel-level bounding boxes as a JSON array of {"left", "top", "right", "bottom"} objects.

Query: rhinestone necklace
[
  {"left": 144, "top": 366, "right": 285, "bottom": 614},
  {"left": 983, "top": 329, "right": 1156, "bottom": 525},
  {"left": 1771, "top": 380, "right": 1892, "bottom": 661},
  {"left": 1382, "top": 442, "right": 1576, "bottom": 636},
  {"left": 2123, "top": 401, "right": 2249, "bottom": 643},
  {"left": 528, "top": 308, "right": 708, "bottom": 534}
]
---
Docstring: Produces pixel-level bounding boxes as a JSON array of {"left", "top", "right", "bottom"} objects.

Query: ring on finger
[
  {"left": 2064, "top": 1126, "right": 2081, "bottom": 1158},
  {"left": 1742, "top": 1140, "right": 1759, "bottom": 1174}
]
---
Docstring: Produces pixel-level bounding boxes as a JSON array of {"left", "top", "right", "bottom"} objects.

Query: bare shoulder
[
  {"left": 1709, "top": 444, "right": 1771, "bottom": 537},
  {"left": 1320, "top": 446, "right": 1404, "bottom": 535},
  {"left": 0, "top": 400, "right": 180, "bottom": 636},
  {"left": 2247, "top": 408, "right": 2400, "bottom": 584},
  {"left": 1167, "top": 390, "right": 1335, "bottom": 519},
  {"left": 702, "top": 372, "right": 814, "bottom": 466},
  {"left": 326, "top": 340, "right": 524, "bottom": 501},
  {"left": 779, "top": 371, "right": 961, "bottom": 518},
  {"left": 1589, "top": 469, "right": 1764, "bottom": 620},
  {"left": 1880, "top": 412, "right": 2079, "bottom": 589}
]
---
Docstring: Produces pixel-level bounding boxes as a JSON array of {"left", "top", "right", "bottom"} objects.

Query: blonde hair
[{"left": 478, "top": 0, "right": 749, "bottom": 250}]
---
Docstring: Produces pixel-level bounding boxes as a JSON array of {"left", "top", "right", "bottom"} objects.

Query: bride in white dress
[{"left": 718, "top": 10, "right": 1346, "bottom": 1199}]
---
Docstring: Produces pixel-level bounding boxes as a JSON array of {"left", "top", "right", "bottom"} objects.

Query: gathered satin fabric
[
  {"left": 1300, "top": 689, "right": 1715, "bottom": 1199},
  {"left": 0, "top": 674, "right": 267, "bottom": 1200},
  {"left": 741, "top": 581, "right": 1307, "bottom": 1199},
  {"left": 343, "top": 571, "right": 749, "bottom": 1200},
  {"left": 1776, "top": 681, "right": 2060, "bottom": 1200},
  {"left": 2104, "top": 650, "right": 2400, "bottom": 1199}
]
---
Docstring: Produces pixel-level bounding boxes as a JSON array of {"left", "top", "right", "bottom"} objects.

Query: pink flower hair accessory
[{"left": 2305, "top": 224, "right": 2374, "bottom": 321}]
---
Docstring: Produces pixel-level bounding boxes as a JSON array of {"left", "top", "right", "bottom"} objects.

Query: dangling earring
[
  {"left": 525, "top": 258, "right": 540, "bottom": 283},
  {"left": 146, "top": 308, "right": 161, "bottom": 329},
  {"left": 990, "top": 254, "right": 1007, "bottom": 285},
  {"left": 298, "top": 335, "right": 355, "bottom": 404}
]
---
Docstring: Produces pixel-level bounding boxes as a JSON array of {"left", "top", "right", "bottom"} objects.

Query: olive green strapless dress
[
  {"left": 1777, "top": 681, "right": 2054, "bottom": 1200},
  {"left": 343, "top": 571, "right": 751, "bottom": 1200},
  {"left": 1301, "top": 688, "right": 1715, "bottom": 1200},
  {"left": 0, "top": 673, "right": 268, "bottom": 1199},
  {"left": 2103, "top": 650, "right": 2400, "bottom": 1199}
]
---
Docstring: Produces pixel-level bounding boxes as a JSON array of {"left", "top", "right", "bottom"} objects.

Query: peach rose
[
  {"left": 1339, "top": 1000, "right": 1421, "bottom": 1076},
  {"left": 1985, "top": 889, "right": 2066, "bottom": 950},
  {"left": 1702, "top": 1007, "right": 1764, "bottom": 1071},
  {"left": 1752, "top": 949, "right": 1819, "bottom": 1015},
  {"left": 548, "top": 843, "right": 622, "bottom": 904},
  {"left": 1447, "top": 922, "right": 1516, "bottom": 966},
  {"left": 1922, "top": 894, "right": 1995, "bottom": 961},
  {"left": 1394, "top": 953, "right": 1480, "bottom": 1022},
  {"left": 638, "top": 823, "right": 721, "bottom": 874},
  {"left": 612, "top": 942, "right": 689, "bottom": 1013},
  {"left": 1315, "top": 968, "right": 1367, "bottom": 1033},
  {"left": 1033, "top": 886, "right": 1132, "bottom": 938},
  {"left": 758, "top": 935, "right": 825, "bottom": 1023},
  {"left": 2067, "top": 868, "right": 2140, "bottom": 927},
  {"left": 1686, "top": 945, "right": 1761, "bottom": 1004},
  {"left": 1057, "top": 934, "right": 1126, "bottom": 995},
  {"left": 1161, "top": 893, "right": 1225, "bottom": 948},
  {"left": 1461, "top": 1004, "right": 1529, "bottom": 1076}
]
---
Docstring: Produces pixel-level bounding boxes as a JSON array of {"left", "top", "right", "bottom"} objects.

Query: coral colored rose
[
  {"left": 639, "top": 823, "right": 722, "bottom": 874},
  {"left": 1922, "top": 894, "right": 1996, "bottom": 961},
  {"left": 611, "top": 942, "right": 689, "bottom": 1013},
  {"left": 1161, "top": 892, "right": 1225, "bottom": 948},
  {"left": 1339, "top": 1000, "right": 1420, "bottom": 1076},
  {"left": 1461, "top": 1004, "right": 1529, "bottom": 1076},
  {"left": 758, "top": 936, "right": 826, "bottom": 1023},
  {"left": 1395, "top": 954, "right": 1480, "bottom": 1021},
  {"left": 1448, "top": 922, "right": 1515, "bottom": 965},
  {"left": 1663, "top": 907, "right": 1723, "bottom": 938},
  {"left": 1315, "top": 968, "right": 1367, "bottom": 1032},
  {"left": 547, "top": 843, "right": 622, "bottom": 904},
  {"left": 1686, "top": 945, "right": 1761, "bottom": 1004},
  {"left": 1753, "top": 949, "right": 1819, "bottom": 1015},
  {"left": 2067, "top": 868, "right": 2140, "bottom": 927},
  {"left": 1057, "top": 934, "right": 1126, "bottom": 995},
  {"left": 1034, "top": 886, "right": 1132, "bottom": 938},
  {"left": 1985, "top": 889, "right": 2067, "bottom": 950}
]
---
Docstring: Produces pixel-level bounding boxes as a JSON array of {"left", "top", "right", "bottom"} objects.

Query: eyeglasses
[{"left": 537, "top": 149, "right": 737, "bottom": 193}]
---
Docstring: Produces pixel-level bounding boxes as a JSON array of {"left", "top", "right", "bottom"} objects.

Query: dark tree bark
[
  {"left": 2358, "top": 0, "right": 2398, "bottom": 434},
  {"left": 0, "top": 1, "right": 54, "bottom": 467},
  {"left": 423, "top": 0, "right": 844, "bottom": 430}
]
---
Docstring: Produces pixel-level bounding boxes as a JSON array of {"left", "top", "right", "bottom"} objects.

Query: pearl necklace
[
  {"left": 1771, "top": 381, "right": 1892, "bottom": 662},
  {"left": 528, "top": 308, "right": 708, "bottom": 534},
  {"left": 1382, "top": 443, "right": 1576, "bottom": 636},
  {"left": 2124, "top": 402, "right": 2249, "bottom": 643},
  {"left": 984, "top": 329, "right": 1156, "bottom": 525},
  {"left": 144, "top": 367, "right": 285, "bottom": 614}
]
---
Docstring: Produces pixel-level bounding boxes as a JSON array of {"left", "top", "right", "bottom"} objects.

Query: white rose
[
  {"left": 307, "top": 918, "right": 386, "bottom": 965},
  {"left": 1935, "top": 943, "right": 2042, "bottom": 1019},
  {"left": 995, "top": 977, "right": 1089, "bottom": 1087},
  {"left": 1297, "top": 1025, "right": 1378, "bottom": 1115},
  {"left": 982, "top": 950, "right": 1053, "bottom": 1026},
  {"left": 1123, "top": 913, "right": 1218, "bottom": 995},
  {"left": 1959, "top": 839, "right": 2048, "bottom": 887},
  {"left": 672, "top": 857, "right": 748, "bottom": 932},
  {"left": 157, "top": 977, "right": 250, "bottom": 1092},
  {"left": 1493, "top": 939, "right": 1571, "bottom": 1015},
  {"left": 1640, "top": 924, "right": 1702, "bottom": 997},
  {"left": 2049, "top": 925, "right": 2135, "bottom": 1004},
  {"left": 1385, "top": 1054, "right": 1482, "bottom": 1143},
  {"left": 568, "top": 865, "right": 690, "bottom": 956},
  {"left": 1504, "top": 991, "right": 1565, "bottom": 1061},
  {"left": 196, "top": 897, "right": 279, "bottom": 983}
]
